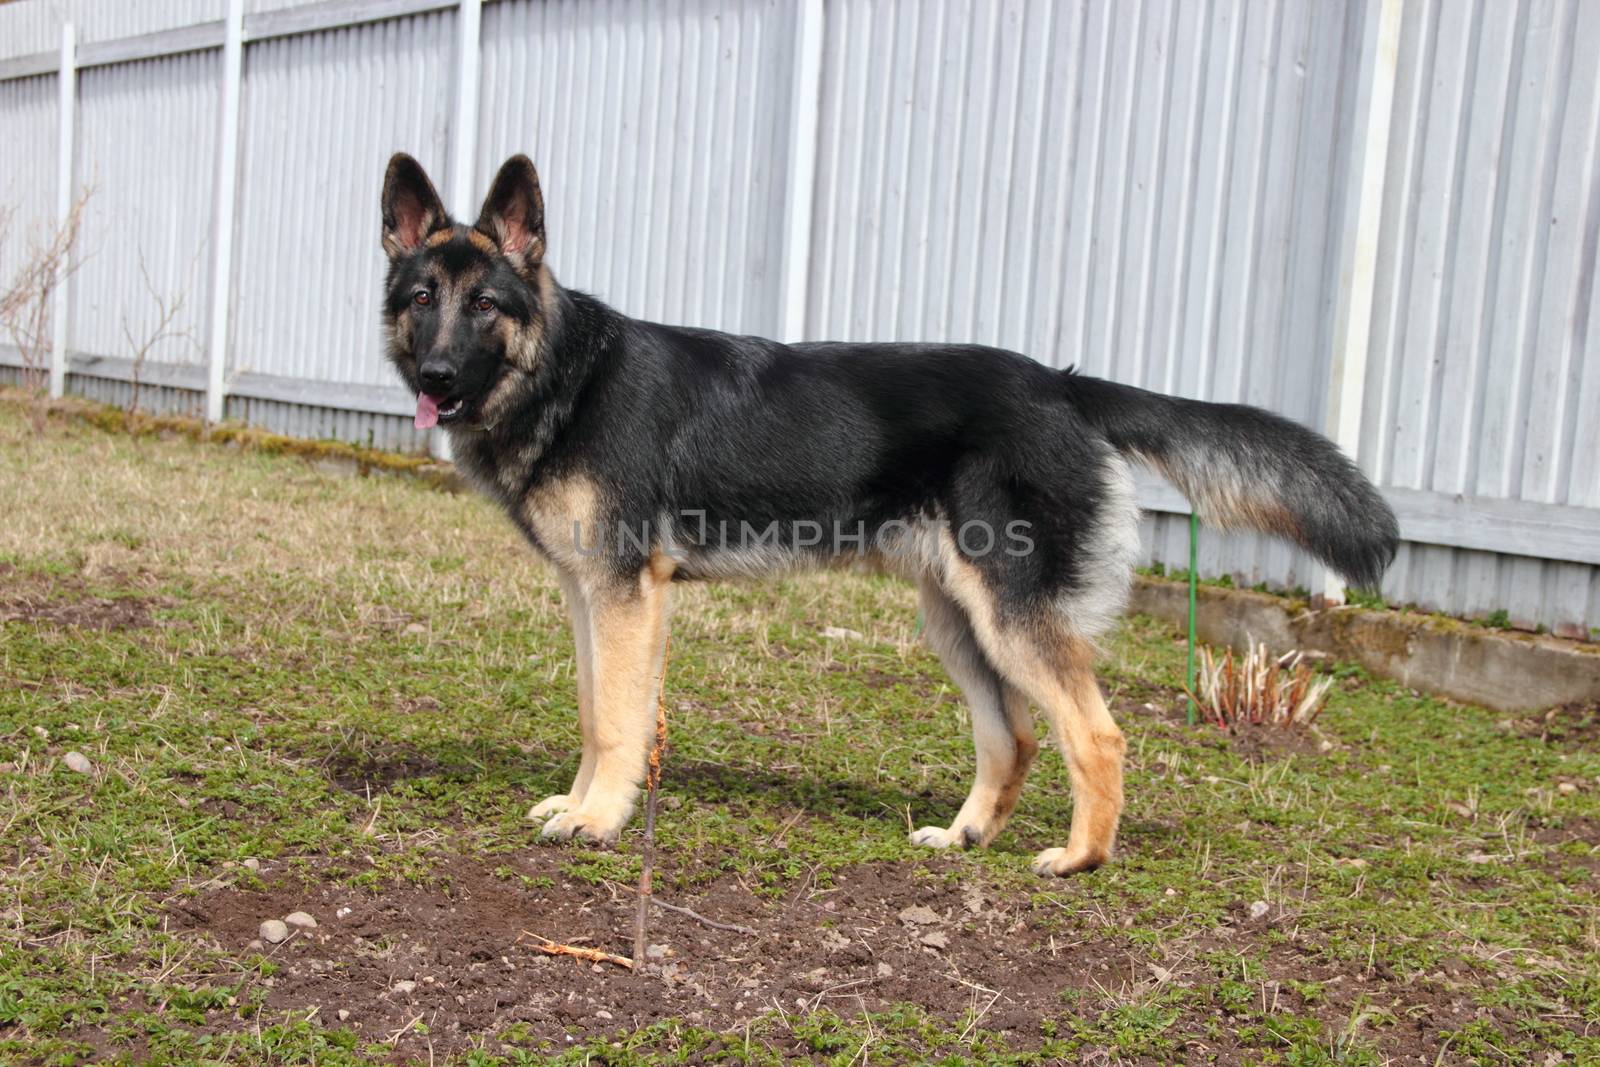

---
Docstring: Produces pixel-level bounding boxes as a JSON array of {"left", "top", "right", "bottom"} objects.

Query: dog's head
[{"left": 380, "top": 153, "right": 555, "bottom": 430}]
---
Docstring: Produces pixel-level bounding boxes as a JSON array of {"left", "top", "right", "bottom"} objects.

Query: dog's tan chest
[{"left": 519, "top": 472, "right": 604, "bottom": 571}]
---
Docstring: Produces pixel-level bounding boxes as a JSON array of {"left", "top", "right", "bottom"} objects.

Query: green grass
[{"left": 2, "top": 402, "right": 1598, "bottom": 1064}]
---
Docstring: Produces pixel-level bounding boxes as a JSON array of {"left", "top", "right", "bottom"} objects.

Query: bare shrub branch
[
  {"left": 121, "top": 252, "right": 200, "bottom": 416},
  {"left": 0, "top": 188, "right": 94, "bottom": 425}
]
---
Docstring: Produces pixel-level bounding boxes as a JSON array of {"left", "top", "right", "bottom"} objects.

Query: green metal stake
[{"left": 1186, "top": 512, "right": 1199, "bottom": 726}]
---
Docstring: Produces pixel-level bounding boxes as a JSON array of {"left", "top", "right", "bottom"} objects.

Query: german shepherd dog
[{"left": 380, "top": 153, "right": 1397, "bottom": 876}]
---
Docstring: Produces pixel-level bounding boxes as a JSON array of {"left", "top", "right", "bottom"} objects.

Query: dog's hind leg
[
  {"left": 908, "top": 579, "right": 1038, "bottom": 849},
  {"left": 970, "top": 624, "right": 1124, "bottom": 875},
  {"left": 539, "top": 560, "right": 672, "bottom": 846},
  {"left": 527, "top": 569, "right": 596, "bottom": 822},
  {"left": 1020, "top": 650, "right": 1125, "bottom": 876},
  {"left": 936, "top": 547, "right": 1125, "bottom": 875}
]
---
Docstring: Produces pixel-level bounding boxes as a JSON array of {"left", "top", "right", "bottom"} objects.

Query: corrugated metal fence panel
[
  {"left": 69, "top": 51, "right": 219, "bottom": 370},
  {"left": 244, "top": 0, "right": 349, "bottom": 13},
  {"left": 807, "top": 0, "right": 1364, "bottom": 595},
  {"left": 224, "top": 396, "right": 432, "bottom": 452},
  {"left": 0, "top": 4, "right": 56, "bottom": 60},
  {"left": 69, "top": 373, "right": 206, "bottom": 417},
  {"left": 0, "top": 0, "right": 225, "bottom": 60},
  {"left": 0, "top": 74, "right": 58, "bottom": 318},
  {"left": 2, "top": 0, "right": 1597, "bottom": 633},
  {"left": 476, "top": 0, "right": 797, "bottom": 336},
  {"left": 229, "top": 9, "right": 456, "bottom": 388},
  {"left": 1362, "top": 0, "right": 1600, "bottom": 634}
]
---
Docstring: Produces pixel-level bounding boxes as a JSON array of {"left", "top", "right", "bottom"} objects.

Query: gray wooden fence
[{"left": 1, "top": 0, "right": 1596, "bottom": 636}]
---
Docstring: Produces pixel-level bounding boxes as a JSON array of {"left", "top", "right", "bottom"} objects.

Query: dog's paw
[
  {"left": 1030, "top": 846, "right": 1108, "bottom": 877},
  {"left": 526, "top": 794, "right": 574, "bottom": 821},
  {"left": 909, "top": 825, "right": 958, "bottom": 848},
  {"left": 909, "top": 825, "right": 985, "bottom": 849},
  {"left": 539, "top": 810, "right": 621, "bottom": 847}
]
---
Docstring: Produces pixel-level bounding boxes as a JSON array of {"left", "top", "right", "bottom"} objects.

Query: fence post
[
  {"left": 1322, "top": 0, "right": 1403, "bottom": 605},
  {"left": 448, "top": 0, "right": 482, "bottom": 220},
  {"left": 776, "top": 0, "right": 824, "bottom": 343},
  {"left": 205, "top": 0, "right": 244, "bottom": 424},
  {"left": 425, "top": 0, "right": 483, "bottom": 463},
  {"left": 49, "top": 22, "right": 76, "bottom": 400}
]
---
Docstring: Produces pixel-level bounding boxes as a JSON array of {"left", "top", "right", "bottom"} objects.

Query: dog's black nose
[{"left": 419, "top": 362, "right": 456, "bottom": 393}]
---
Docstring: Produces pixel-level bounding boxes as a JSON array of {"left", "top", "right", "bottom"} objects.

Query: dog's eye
[
  {"left": 474, "top": 296, "right": 495, "bottom": 313},
  {"left": 412, "top": 290, "right": 431, "bottom": 307}
]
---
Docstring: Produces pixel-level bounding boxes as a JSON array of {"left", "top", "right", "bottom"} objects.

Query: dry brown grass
[{"left": 1186, "top": 642, "right": 1334, "bottom": 728}]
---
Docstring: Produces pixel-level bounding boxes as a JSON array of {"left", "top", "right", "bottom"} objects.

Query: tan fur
[
  {"left": 466, "top": 229, "right": 498, "bottom": 255},
  {"left": 923, "top": 528, "right": 1125, "bottom": 875},
  {"left": 537, "top": 562, "right": 672, "bottom": 845},
  {"left": 1031, "top": 646, "right": 1125, "bottom": 875},
  {"left": 1195, "top": 481, "right": 1301, "bottom": 540},
  {"left": 645, "top": 548, "right": 678, "bottom": 587},
  {"left": 483, "top": 264, "right": 557, "bottom": 424},
  {"left": 521, "top": 495, "right": 1125, "bottom": 871},
  {"left": 383, "top": 206, "right": 440, "bottom": 258},
  {"left": 1142, "top": 453, "right": 1302, "bottom": 542},
  {"left": 425, "top": 228, "right": 455, "bottom": 249},
  {"left": 910, "top": 579, "right": 1038, "bottom": 849},
  {"left": 534, "top": 263, "right": 560, "bottom": 342},
  {"left": 386, "top": 313, "right": 413, "bottom": 357},
  {"left": 527, "top": 570, "right": 596, "bottom": 822},
  {"left": 500, "top": 312, "right": 542, "bottom": 373},
  {"left": 456, "top": 261, "right": 556, "bottom": 432},
  {"left": 519, "top": 467, "right": 680, "bottom": 845},
  {"left": 520, "top": 472, "right": 605, "bottom": 572},
  {"left": 476, "top": 365, "right": 529, "bottom": 432}
]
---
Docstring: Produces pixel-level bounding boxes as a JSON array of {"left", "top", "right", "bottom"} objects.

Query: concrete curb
[{"left": 1129, "top": 577, "right": 1600, "bottom": 713}]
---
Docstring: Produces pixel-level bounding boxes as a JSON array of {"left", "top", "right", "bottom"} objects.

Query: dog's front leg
[
  {"left": 539, "top": 565, "right": 672, "bottom": 846},
  {"left": 527, "top": 569, "right": 596, "bottom": 821}
]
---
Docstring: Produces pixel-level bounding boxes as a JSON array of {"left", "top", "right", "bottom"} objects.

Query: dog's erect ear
[
  {"left": 381, "top": 153, "right": 449, "bottom": 259},
  {"left": 474, "top": 155, "right": 545, "bottom": 265}
]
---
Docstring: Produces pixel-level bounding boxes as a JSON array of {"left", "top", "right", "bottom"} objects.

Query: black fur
[
  {"left": 1065, "top": 375, "right": 1399, "bottom": 590},
  {"left": 381, "top": 153, "right": 1396, "bottom": 616},
  {"left": 473, "top": 313, "right": 1123, "bottom": 608},
  {"left": 376, "top": 152, "right": 1404, "bottom": 865}
]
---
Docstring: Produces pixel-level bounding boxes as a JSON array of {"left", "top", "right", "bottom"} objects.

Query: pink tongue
[{"left": 415, "top": 393, "right": 441, "bottom": 429}]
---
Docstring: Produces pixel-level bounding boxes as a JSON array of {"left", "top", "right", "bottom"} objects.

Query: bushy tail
[{"left": 1065, "top": 373, "right": 1398, "bottom": 590}]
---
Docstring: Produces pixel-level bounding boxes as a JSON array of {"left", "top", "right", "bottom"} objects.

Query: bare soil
[
  {"left": 0, "top": 564, "right": 163, "bottom": 630},
  {"left": 1512, "top": 701, "right": 1600, "bottom": 746},
  {"left": 1121, "top": 686, "right": 1335, "bottom": 763},
  {"left": 154, "top": 848, "right": 1507, "bottom": 1063}
]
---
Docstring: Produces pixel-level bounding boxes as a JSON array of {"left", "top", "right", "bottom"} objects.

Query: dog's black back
[{"left": 377, "top": 151, "right": 1398, "bottom": 871}]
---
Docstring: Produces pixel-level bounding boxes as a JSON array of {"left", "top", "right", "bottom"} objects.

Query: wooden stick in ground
[{"left": 633, "top": 636, "right": 671, "bottom": 967}]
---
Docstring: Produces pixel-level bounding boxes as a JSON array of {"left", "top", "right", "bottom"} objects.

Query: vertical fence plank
[
  {"left": 205, "top": 0, "right": 243, "bottom": 424},
  {"left": 778, "top": 0, "right": 824, "bottom": 342},
  {"left": 1321, "top": 0, "right": 1403, "bottom": 604},
  {"left": 48, "top": 22, "right": 75, "bottom": 400},
  {"left": 448, "top": 0, "right": 481, "bottom": 219},
  {"left": 432, "top": 0, "right": 483, "bottom": 464},
  {"left": 0, "top": 0, "right": 1594, "bottom": 635}
]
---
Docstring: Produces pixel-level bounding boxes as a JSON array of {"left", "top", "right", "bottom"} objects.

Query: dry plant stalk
[
  {"left": 521, "top": 639, "right": 671, "bottom": 976},
  {"left": 1185, "top": 642, "right": 1333, "bottom": 729},
  {"left": 122, "top": 253, "right": 200, "bottom": 417},
  {"left": 633, "top": 636, "right": 671, "bottom": 967},
  {"left": 1, "top": 189, "right": 93, "bottom": 425},
  {"left": 520, "top": 932, "right": 633, "bottom": 970}
]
